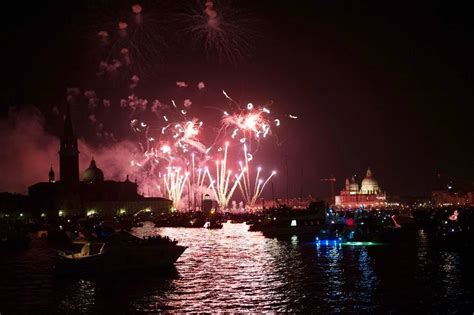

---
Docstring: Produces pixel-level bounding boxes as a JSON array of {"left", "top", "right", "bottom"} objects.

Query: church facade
[
  {"left": 28, "top": 106, "right": 171, "bottom": 218},
  {"left": 334, "top": 168, "right": 387, "bottom": 209}
]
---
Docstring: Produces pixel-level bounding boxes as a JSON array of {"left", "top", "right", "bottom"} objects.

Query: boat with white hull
[{"left": 54, "top": 232, "right": 186, "bottom": 275}]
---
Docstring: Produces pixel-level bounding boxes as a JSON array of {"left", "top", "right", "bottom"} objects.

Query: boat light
[
  {"left": 342, "top": 242, "right": 384, "bottom": 246},
  {"left": 315, "top": 238, "right": 343, "bottom": 246}
]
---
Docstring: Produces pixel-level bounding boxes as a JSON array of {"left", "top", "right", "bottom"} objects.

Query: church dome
[
  {"left": 360, "top": 167, "right": 379, "bottom": 194},
  {"left": 83, "top": 158, "right": 104, "bottom": 183}
]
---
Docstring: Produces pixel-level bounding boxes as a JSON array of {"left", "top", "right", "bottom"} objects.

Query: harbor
[
  {"left": 1, "top": 0, "right": 474, "bottom": 312},
  {"left": 1, "top": 217, "right": 473, "bottom": 313},
  {"left": 1, "top": 207, "right": 474, "bottom": 312}
]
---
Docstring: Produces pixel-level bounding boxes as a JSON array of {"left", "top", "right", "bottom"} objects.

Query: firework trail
[
  {"left": 163, "top": 166, "right": 189, "bottom": 210},
  {"left": 238, "top": 143, "right": 276, "bottom": 209},
  {"left": 204, "top": 142, "right": 246, "bottom": 209}
]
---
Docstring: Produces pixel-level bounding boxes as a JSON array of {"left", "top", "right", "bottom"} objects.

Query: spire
[
  {"left": 49, "top": 165, "right": 55, "bottom": 182},
  {"left": 59, "top": 102, "right": 79, "bottom": 183},
  {"left": 64, "top": 103, "right": 75, "bottom": 137},
  {"left": 89, "top": 158, "right": 97, "bottom": 168},
  {"left": 366, "top": 167, "right": 372, "bottom": 178}
]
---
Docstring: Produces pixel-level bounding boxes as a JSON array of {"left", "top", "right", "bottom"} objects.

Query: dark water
[{"left": 1, "top": 222, "right": 473, "bottom": 313}]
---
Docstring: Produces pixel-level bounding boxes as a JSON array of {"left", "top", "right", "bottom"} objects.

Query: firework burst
[
  {"left": 222, "top": 103, "right": 274, "bottom": 144},
  {"left": 220, "top": 90, "right": 286, "bottom": 151},
  {"left": 89, "top": 1, "right": 168, "bottom": 79},
  {"left": 178, "top": 0, "right": 256, "bottom": 64},
  {"left": 65, "top": 79, "right": 296, "bottom": 210}
]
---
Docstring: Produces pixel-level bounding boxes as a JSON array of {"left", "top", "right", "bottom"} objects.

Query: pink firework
[
  {"left": 91, "top": 1, "right": 168, "bottom": 78},
  {"left": 178, "top": 0, "right": 256, "bottom": 64}
]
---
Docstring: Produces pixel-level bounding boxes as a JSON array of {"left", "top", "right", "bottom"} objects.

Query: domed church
[
  {"left": 335, "top": 168, "right": 387, "bottom": 208},
  {"left": 28, "top": 105, "right": 171, "bottom": 218},
  {"left": 83, "top": 158, "right": 104, "bottom": 183}
]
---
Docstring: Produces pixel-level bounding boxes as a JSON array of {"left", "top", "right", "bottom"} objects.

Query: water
[{"left": 1, "top": 222, "right": 473, "bottom": 313}]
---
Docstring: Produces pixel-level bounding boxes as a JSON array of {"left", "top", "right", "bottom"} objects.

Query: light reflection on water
[{"left": 0, "top": 222, "right": 473, "bottom": 313}]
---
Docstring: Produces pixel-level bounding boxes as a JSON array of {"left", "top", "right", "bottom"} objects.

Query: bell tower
[{"left": 59, "top": 104, "right": 79, "bottom": 183}]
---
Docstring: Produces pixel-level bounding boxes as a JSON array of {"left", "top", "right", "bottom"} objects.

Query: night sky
[{"left": 1, "top": 1, "right": 473, "bottom": 198}]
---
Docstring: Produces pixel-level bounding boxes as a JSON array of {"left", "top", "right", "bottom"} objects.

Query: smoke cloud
[
  {"left": 0, "top": 107, "right": 58, "bottom": 194},
  {"left": 0, "top": 106, "right": 140, "bottom": 195}
]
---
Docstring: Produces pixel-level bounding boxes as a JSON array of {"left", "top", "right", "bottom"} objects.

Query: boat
[
  {"left": 54, "top": 232, "right": 187, "bottom": 275},
  {"left": 203, "top": 219, "right": 223, "bottom": 229},
  {"left": 391, "top": 214, "right": 417, "bottom": 230},
  {"left": 248, "top": 203, "right": 327, "bottom": 237},
  {"left": 258, "top": 215, "right": 324, "bottom": 237},
  {"left": 313, "top": 215, "right": 405, "bottom": 246},
  {"left": 228, "top": 218, "right": 246, "bottom": 224},
  {"left": 153, "top": 213, "right": 206, "bottom": 228}
]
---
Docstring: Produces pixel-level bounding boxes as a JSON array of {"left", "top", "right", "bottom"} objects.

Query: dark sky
[{"left": 1, "top": 1, "right": 473, "bottom": 198}]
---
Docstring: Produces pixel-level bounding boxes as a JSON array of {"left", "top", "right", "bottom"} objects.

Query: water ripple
[{"left": 1, "top": 222, "right": 473, "bottom": 313}]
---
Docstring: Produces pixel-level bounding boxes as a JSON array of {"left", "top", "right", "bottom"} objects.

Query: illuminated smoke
[
  {"left": 97, "top": 30, "right": 109, "bottom": 44},
  {"left": 0, "top": 107, "right": 137, "bottom": 194},
  {"left": 120, "top": 48, "right": 131, "bottom": 65},
  {"left": 132, "top": 4, "right": 142, "bottom": 14},
  {"left": 130, "top": 74, "right": 140, "bottom": 89},
  {"left": 151, "top": 100, "right": 162, "bottom": 113},
  {"left": 176, "top": 81, "right": 188, "bottom": 88},
  {"left": 204, "top": 1, "right": 219, "bottom": 29},
  {"left": 118, "top": 21, "right": 128, "bottom": 31},
  {"left": 183, "top": 99, "right": 192, "bottom": 108},
  {"left": 88, "top": 114, "right": 97, "bottom": 124}
]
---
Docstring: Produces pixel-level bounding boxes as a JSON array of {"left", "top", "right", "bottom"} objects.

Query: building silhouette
[{"left": 28, "top": 105, "right": 171, "bottom": 218}]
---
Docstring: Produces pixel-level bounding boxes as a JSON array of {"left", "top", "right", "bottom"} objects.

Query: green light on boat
[{"left": 342, "top": 242, "right": 385, "bottom": 246}]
